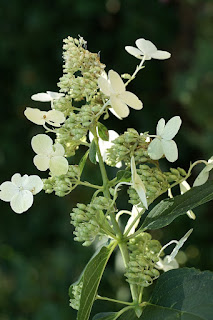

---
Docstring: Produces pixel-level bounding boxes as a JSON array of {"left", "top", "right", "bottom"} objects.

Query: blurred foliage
[{"left": 0, "top": 0, "right": 212, "bottom": 318}]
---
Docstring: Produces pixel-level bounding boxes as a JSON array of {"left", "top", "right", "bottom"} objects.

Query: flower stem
[{"left": 96, "top": 295, "right": 133, "bottom": 306}]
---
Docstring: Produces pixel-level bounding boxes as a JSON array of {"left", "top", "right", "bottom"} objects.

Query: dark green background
[{"left": 0, "top": 0, "right": 212, "bottom": 319}]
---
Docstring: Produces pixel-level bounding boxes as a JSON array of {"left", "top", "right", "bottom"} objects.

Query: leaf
[
  {"left": 79, "top": 150, "right": 89, "bottom": 175},
  {"left": 141, "top": 268, "right": 213, "bottom": 320},
  {"left": 92, "top": 312, "right": 117, "bottom": 320},
  {"left": 116, "top": 170, "right": 131, "bottom": 183},
  {"left": 142, "top": 181, "right": 213, "bottom": 230},
  {"left": 77, "top": 243, "right": 116, "bottom": 320},
  {"left": 89, "top": 139, "right": 97, "bottom": 164},
  {"left": 119, "top": 268, "right": 213, "bottom": 320},
  {"left": 98, "top": 122, "right": 109, "bottom": 141}
]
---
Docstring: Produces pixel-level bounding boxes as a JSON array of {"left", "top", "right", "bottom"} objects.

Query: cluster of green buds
[
  {"left": 164, "top": 167, "right": 187, "bottom": 183},
  {"left": 106, "top": 129, "right": 150, "bottom": 167},
  {"left": 128, "top": 164, "right": 170, "bottom": 207},
  {"left": 43, "top": 165, "right": 80, "bottom": 197},
  {"left": 69, "top": 280, "right": 83, "bottom": 310},
  {"left": 58, "top": 36, "right": 105, "bottom": 102},
  {"left": 125, "top": 232, "right": 161, "bottom": 287},
  {"left": 70, "top": 197, "right": 114, "bottom": 246}
]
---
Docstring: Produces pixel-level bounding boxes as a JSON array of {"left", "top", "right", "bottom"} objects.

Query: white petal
[
  {"left": 109, "top": 70, "right": 125, "bottom": 94},
  {"left": 151, "top": 50, "right": 171, "bottom": 60},
  {"left": 98, "top": 76, "right": 111, "bottom": 96},
  {"left": 10, "top": 190, "right": 33, "bottom": 214},
  {"left": 52, "top": 143, "right": 65, "bottom": 156},
  {"left": 169, "top": 229, "right": 193, "bottom": 262},
  {"left": 156, "top": 118, "right": 165, "bottom": 136},
  {"left": 24, "top": 108, "right": 46, "bottom": 125},
  {"left": 193, "top": 168, "right": 209, "bottom": 187},
  {"left": 148, "top": 138, "right": 164, "bottom": 160},
  {"left": 89, "top": 131, "right": 94, "bottom": 142},
  {"left": 31, "top": 134, "right": 53, "bottom": 155},
  {"left": 0, "top": 181, "right": 19, "bottom": 202},
  {"left": 161, "top": 116, "right": 182, "bottom": 140},
  {"left": 49, "top": 156, "right": 69, "bottom": 176},
  {"left": 180, "top": 180, "right": 191, "bottom": 194},
  {"left": 162, "top": 139, "right": 178, "bottom": 162},
  {"left": 159, "top": 256, "right": 179, "bottom": 272},
  {"left": 136, "top": 38, "right": 157, "bottom": 57},
  {"left": 110, "top": 95, "right": 129, "bottom": 119},
  {"left": 33, "top": 155, "right": 50, "bottom": 171},
  {"left": 186, "top": 210, "right": 196, "bottom": 220},
  {"left": 46, "top": 110, "right": 65, "bottom": 127},
  {"left": 125, "top": 46, "right": 143, "bottom": 59},
  {"left": 108, "top": 130, "right": 119, "bottom": 142},
  {"left": 23, "top": 175, "right": 43, "bottom": 195},
  {"left": 11, "top": 173, "right": 23, "bottom": 187},
  {"left": 124, "top": 205, "right": 142, "bottom": 236},
  {"left": 108, "top": 107, "right": 122, "bottom": 120},
  {"left": 46, "top": 91, "right": 64, "bottom": 100},
  {"left": 31, "top": 93, "right": 52, "bottom": 102},
  {"left": 120, "top": 91, "right": 143, "bottom": 110},
  {"left": 131, "top": 156, "right": 148, "bottom": 209}
]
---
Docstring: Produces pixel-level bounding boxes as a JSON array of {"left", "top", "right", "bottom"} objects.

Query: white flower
[
  {"left": 148, "top": 116, "right": 182, "bottom": 162},
  {"left": 125, "top": 38, "right": 171, "bottom": 61},
  {"left": 193, "top": 156, "right": 213, "bottom": 187},
  {"left": 24, "top": 107, "right": 65, "bottom": 127},
  {"left": 31, "top": 134, "right": 69, "bottom": 176},
  {"left": 131, "top": 156, "right": 148, "bottom": 209},
  {"left": 179, "top": 181, "right": 196, "bottom": 220},
  {"left": 156, "top": 229, "right": 193, "bottom": 272},
  {"left": 89, "top": 129, "right": 122, "bottom": 168},
  {"left": 98, "top": 70, "right": 143, "bottom": 119},
  {"left": 0, "top": 173, "right": 43, "bottom": 214},
  {"left": 31, "top": 91, "right": 64, "bottom": 103}
]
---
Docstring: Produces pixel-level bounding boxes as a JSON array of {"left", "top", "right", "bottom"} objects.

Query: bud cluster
[
  {"left": 125, "top": 232, "right": 161, "bottom": 287},
  {"left": 70, "top": 197, "right": 113, "bottom": 246},
  {"left": 58, "top": 36, "right": 105, "bottom": 102},
  {"left": 106, "top": 129, "right": 150, "bottom": 167},
  {"left": 69, "top": 281, "right": 83, "bottom": 310},
  {"left": 128, "top": 164, "right": 170, "bottom": 207},
  {"left": 43, "top": 165, "right": 80, "bottom": 197},
  {"left": 164, "top": 167, "right": 187, "bottom": 183}
]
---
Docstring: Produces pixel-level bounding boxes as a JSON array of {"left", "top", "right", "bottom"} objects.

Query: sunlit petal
[
  {"left": 120, "top": 91, "right": 143, "bottom": 110},
  {"left": 31, "top": 134, "right": 53, "bottom": 155},
  {"left": 24, "top": 108, "right": 46, "bottom": 125},
  {"left": 49, "top": 156, "right": 69, "bottom": 176},
  {"left": 33, "top": 155, "right": 50, "bottom": 171},
  {"left": 161, "top": 116, "right": 182, "bottom": 140},
  {"left": 125, "top": 46, "right": 143, "bottom": 58},
  {"left": 151, "top": 50, "right": 171, "bottom": 60},
  {"left": 110, "top": 95, "right": 129, "bottom": 119},
  {"left": 156, "top": 118, "right": 165, "bottom": 136},
  {"left": 31, "top": 93, "right": 52, "bottom": 102},
  {"left": 0, "top": 181, "right": 18, "bottom": 201},
  {"left": 162, "top": 139, "right": 178, "bottom": 162},
  {"left": 148, "top": 138, "right": 164, "bottom": 160},
  {"left": 109, "top": 70, "right": 125, "bottom": 94},
  {"left": 46, "top": 110, "right": 65, "bottom": 127},
  {"left": 10, "top": 190, "right": 33, "bottom": 214},
  {"left": 23, "top": 175, "right": 44, "bottom": 195},
  {"left": 98, "top": 76, "right": 111, "bottom": 96}
]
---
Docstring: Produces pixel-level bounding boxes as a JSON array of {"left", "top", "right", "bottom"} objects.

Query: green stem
[
  {"left": 78, "top": 180, "right": 102, "bottom": 190},
  {"left": 92, "top": 127, "right": 139, "bottom": 303},
  {"left": 96, "top": 295, "right": 133, "bottom": 306}
]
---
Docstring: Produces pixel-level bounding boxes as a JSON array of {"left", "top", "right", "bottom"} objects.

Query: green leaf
[
  {"left": 89, "top": 139, "right": 97, "bottom": 164},
  {"left": 77, "top": 242, "right": 116, "bottom": 320},
  {"left": 92, "top": 312, "right": 117, "bottom": 320},
  {"left": 116, "top": 170, "right": 131, "bottom": 183},
  {"left": 79, "top": 150, "right": 89, "bottom": 175},
  {"left": 142, "top": 268, "right": 213, "bottom": 320},
  {"left": 142, "top": 181, "right": 213, "bottom": 230},
  {"left": 98, "top": 122, "right": 109, "bottom": 141},
  {"left": 119, "top": 268, "right": 213, "bottom": 320}
]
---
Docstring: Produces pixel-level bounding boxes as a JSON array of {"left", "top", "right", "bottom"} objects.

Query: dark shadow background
[{"left": 0, "top": 0, "right": 213, "bottom": 319}]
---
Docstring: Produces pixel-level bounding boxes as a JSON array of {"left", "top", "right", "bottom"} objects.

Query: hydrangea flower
[
  {"left": 148, "top": 116, "right": 182, "bottom": 162},
  {"left": 179, "top": 181, "right": 196, "bottom": 220},
  {"left": 131, "top": 156, "right": 148, "bottom": 209},
  {"left": 31, "top": 134, "right": 68, "bottom": 176},
  {"left": 125, "top": 38, "right": 171, "bottom": 61},
  {"left": 98, "top": 70, "right": 143, "bottom": 119},
  {"left": 89, "top": 129, "right": 122, "bottom": 168},
  {"left": 0, "top": 173, "right": 43, "bottom": 214},
  {"left": 31, "top": 91, "right": 64, "bottom": 103},
  {"left": 24, "top": 107, "right": 65, "bottom": 127},
  {"left": 193, "top": 156, "right": 213, "bottom": 187},
  {"left": 156, "top": 229, "right": 193, "bottom": 272}
]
